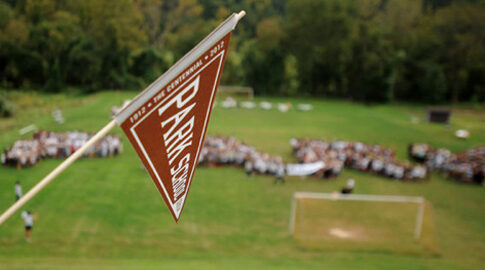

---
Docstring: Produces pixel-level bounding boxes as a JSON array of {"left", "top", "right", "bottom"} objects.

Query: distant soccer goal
[
  {"left": 289, "top": 192, "right": 439, "bottom": 254},
  {"left": 217, "top": 85, "right": 254, "bottom": 100}
]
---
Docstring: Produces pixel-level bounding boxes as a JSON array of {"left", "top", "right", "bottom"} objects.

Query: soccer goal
[
  {"left": 217, "top": 85, "right": 254, "bottom": 100},
  {"left": 289, "top": 192, "right": 438, "bottom": 254}
]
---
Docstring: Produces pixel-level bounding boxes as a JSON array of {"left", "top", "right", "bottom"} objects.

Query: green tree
[
  {"left": 431, "top": 3, "right": 485, "bottom": 102},
  {"left": 239, "top": 16, "right": 285, "bottom": 95},
  {"left": 0, "top": 1, "right": 13, "bottom": 29},
  {"left": 347, "top": 23, "right": 395, "bottom": 103},
  {"left": 136, "top": 0, "right": 203, "bottom": 52},
  {"left": 130, "top": 47, "right": 169, "bottom": 83},
  {"left": 284, "top": 0, "right": 355, "bottom": 97},
  {"left": 241, "top": 40, "right": 285, "bottom": 96}
]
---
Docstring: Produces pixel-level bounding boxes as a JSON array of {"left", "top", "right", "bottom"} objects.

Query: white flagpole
[
  {"left": 237, "top": 10, "right": 246, "bottom": 21},
  {"left": 0, "top": 120, "right": 117, "bottom": 226}
]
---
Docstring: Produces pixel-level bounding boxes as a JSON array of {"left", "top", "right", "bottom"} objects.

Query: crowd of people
[
  {"left": 199, "top": 136, "right": 286, "bottom": 182},
  {"left": 409, "top": 144, "right": 484, "bottom": 184},
  {"left": 291, "top": 139, "right": 428, "bottom": 181},
  {"left": 197, "top": 136, "right": 432, "bottom": 182},
  {"left": 1, "top": 131, "right": 123, "bottom": 168},
  {"left": 219, "top": 97, "right": 313, "bottom": 113}
]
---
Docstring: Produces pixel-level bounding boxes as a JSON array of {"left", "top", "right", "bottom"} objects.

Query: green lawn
[{"left": 0, "top": 91, "right": 484, "bottom": 269}]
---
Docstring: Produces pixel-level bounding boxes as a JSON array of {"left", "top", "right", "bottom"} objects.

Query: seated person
[{"left": 341, "top": 178, "right": 355, "bottom": 194}]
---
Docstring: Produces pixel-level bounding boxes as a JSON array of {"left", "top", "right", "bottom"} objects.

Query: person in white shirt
[
  {"left": 15, "top": 181, "right": 22, "bottom": 201},
  {"left": 21, "top": 210, "right": 34, "bottom": 242},
  {"left": 394, "top": 166, "right": 404, "bottom": 179},
  {"left": 371, "top": 159, "right": 384, "bottom": 173},
  {"left": 274, "top": 164, "right": 286, "bottom": 184}
]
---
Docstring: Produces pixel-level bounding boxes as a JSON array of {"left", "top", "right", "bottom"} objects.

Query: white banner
[{"left": 286, "top": 161, "right": 325, "bottom": 176}]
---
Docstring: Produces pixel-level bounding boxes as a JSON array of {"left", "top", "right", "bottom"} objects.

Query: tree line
[{"left": 0, "top": 0, "right": 484, "bottom": 103}]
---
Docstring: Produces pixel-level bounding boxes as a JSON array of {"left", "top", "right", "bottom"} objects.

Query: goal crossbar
[{"left": 289, "top": 192, "right": 426, "bottom": 240}]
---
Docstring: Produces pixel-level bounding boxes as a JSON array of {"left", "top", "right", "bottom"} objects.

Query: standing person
[
  {"left": 15, "top": 181, "right": 22, "bottom": 201},
  {"left": 274, "top": 164, "right": 286, "bottom": 184},
  {"left": 244, "top": 159, "right": 253, "bottom": 177},
  {"left": 21, "top": 211, "right": 34, "bottom": 242},
  {"left": 1, "top": 150, "right": 6, "bottom": 165}
]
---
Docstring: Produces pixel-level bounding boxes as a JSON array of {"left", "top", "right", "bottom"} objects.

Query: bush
[
  {"left": 130, "top": 48, "right": 168, "bottom": 83},
  {"left": 0, "top": 91, "right": 14, "bottom": 117}
]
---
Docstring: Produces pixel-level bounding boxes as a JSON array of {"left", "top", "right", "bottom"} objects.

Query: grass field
[{"left": 0, "top": 91, "right": 484, "bottom": 269}]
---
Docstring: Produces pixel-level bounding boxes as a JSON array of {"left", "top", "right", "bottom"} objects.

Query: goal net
[{"left": 289, "top": 192, "right": 438, "bottom": 254}]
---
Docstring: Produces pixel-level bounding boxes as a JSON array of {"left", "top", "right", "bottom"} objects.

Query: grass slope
[{"left": 0, "top": 91, "right": 484, "bottom": 269}]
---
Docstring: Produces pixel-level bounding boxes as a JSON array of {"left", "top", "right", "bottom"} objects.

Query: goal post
[
  {"left": 217, "top": 85, "right": 254, "bottom": 100},
  {"left": 289, "top": 192, "right": 437, "bottom": 253}
]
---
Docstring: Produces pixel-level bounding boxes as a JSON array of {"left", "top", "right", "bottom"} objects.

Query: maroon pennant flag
[{"left": 114, "top": 14, "right": 240, "bottom": 221}]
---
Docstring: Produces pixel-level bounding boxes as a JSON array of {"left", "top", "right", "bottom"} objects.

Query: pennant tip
[{"left": 173, "top": 211, "right": 181, "bottom": 223}]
